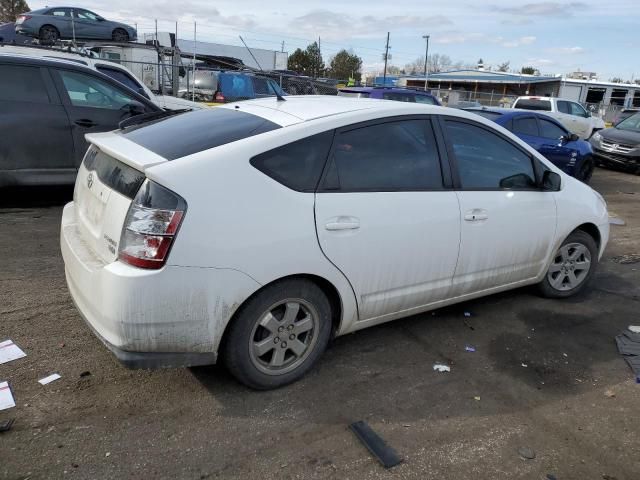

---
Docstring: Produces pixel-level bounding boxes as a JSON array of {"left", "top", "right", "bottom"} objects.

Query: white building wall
[{"left": 177, "top": 39, "right": 287, "bottom": 70}]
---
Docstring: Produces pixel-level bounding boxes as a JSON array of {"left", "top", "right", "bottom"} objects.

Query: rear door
[
  {"left": 49, "top": 66, "right": 157, "bottom": 166},
  {"left": 45, "top": 8, "right": 74, "bottom": 37},
  {"left": 442, "top": 117, "right": 556, "bottom": 295},
  {"left": 314, "top": 116, "right": 461, "bottom": 321},
  {"left": 0, "top": 62, "right": 75, "bottom": 181}
]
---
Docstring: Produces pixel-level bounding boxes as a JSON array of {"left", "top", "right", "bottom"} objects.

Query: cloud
[
  {"left": 435, "top": 32, "right": 536, "bottom": 48},
  {"left": 291, "top": 10, "right": 453, "bottom": 40},
  {"left": 501, "top": 36, "right": 536, "bottom": 47},
  {"left": 546, "top": 46, "right": 585, "bottom": 54},
  {"left": 490, "top": 2, "right": 587, "bottom": 16}
]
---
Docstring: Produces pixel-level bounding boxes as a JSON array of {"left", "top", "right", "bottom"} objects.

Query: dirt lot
[{"left": 1, "top": 168, "right": 639, "bottom": 480}]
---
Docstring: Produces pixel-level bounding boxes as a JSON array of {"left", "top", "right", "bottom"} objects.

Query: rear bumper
[{"left": 61, "top": 202, "right": 260, "bottom": 368}]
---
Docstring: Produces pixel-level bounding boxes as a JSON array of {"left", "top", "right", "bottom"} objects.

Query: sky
[{"left": 28, "top": 0, "right": 640, "bottom": 80}]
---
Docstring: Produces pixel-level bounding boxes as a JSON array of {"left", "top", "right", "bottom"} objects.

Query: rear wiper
[{"left": 118, "top": 109, "right": 191, "bottom": 130}]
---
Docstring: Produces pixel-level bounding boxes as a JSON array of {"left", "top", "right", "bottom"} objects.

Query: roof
[
  {"left": 404, "top": 69, "right": 561, "bottom": 85},
  {"left": 0, "top": 52, "right": 95, "bottom": 69},
  {"left": 218, "top": 95, "right": 448, "bottom": 127},
  {"left": 339, "top": 86, "right": 434, "bottom": 95}
]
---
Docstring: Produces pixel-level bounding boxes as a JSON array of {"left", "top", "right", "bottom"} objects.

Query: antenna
[{"left": 239, "top": 35, "right": 263, "bottom": 71}]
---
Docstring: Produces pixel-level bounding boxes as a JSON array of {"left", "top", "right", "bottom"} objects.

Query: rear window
[
  {"left": 83, "top": 146, "right": 145, "bottom": 199},
  {"left": 468, "top": 110, "right": 503, "bottom": 121},
  {"left": 337, "top": 91, "right": 370, "bottom": 98},
  {"left": 122, "top": 108, "right": 280, "bottom": 160},
  {"left": 514, "top": 99, "right": 551, "bottom": 111},
  {"left": 250, "top": 131, "right": 334, "bottom": 192}
]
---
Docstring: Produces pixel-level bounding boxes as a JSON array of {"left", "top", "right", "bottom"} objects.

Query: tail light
[
  {"left": 118, "top": 179, "right": 186, "bottom": 269},
  {"left": 214, "top": 92, "right": 225, "bottom": 103},
  {"left": 16, "top": 15, "right": 31, "bottom": 23}
]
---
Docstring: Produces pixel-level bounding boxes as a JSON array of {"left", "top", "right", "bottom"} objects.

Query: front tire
[
  {"left": 222, "top": 279, "right": 332, "bottom": 389},
  {"left": 538, "top": 230, "right": 598, "bottom": 298},
  {"left": 576, "top": 156, "right": 595, "bottom": 183}
]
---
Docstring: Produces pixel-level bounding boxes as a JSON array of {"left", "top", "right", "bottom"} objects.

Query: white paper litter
[
  {"left": 629, "top": 325, "right": 640, "bottom": 333},
  {"left": 0, "top": 339, "right": 26, "bottom": 365},
  {"left": 0, "top": 381, "right": 16, "bottom": 410},
  {"left": 433, "top": 364, "right": 451, "bottom": 373},
  {"left": 38, "top": 373, "right": 61, "bottom": 385}
]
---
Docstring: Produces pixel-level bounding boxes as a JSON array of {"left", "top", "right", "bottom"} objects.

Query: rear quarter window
[{"left": 250, "top": 131, "right": 334, "bottom": 192}]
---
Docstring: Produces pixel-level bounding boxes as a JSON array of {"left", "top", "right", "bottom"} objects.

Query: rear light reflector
[{"left": 118, "top": 180, "right": 186, "bottom": 269}]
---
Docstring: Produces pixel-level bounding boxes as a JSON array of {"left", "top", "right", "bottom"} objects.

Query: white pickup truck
[{"left": 512, "top": 96, "right": 605, "bottom": 139}]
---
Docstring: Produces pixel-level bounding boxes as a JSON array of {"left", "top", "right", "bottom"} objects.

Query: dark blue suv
[{"left": 338, "top": 87, "right": 440, "bottom": 105}]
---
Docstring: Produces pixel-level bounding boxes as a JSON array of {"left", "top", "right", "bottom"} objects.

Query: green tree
[
  {"left": 0, "top": 0, "right": 29, "bottom": 23},
  {"left": 610, "top": 77, "right": 623, "bottom": 83},
  {"left": 305, "top": 41, "right": 324, "bottom": 77},
  {"left": 521, "top": 66, "right": 536, "bottom": 75},
  {"left": 328, "top": 49, "right": 362, "bottom": 81},
  {"left": 287, "top": 48, "right": 311, "bottom": 75}
]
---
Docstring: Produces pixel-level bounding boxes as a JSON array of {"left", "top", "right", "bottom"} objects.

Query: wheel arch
[
  {"left": 217, "top": 273, "right": 345, "bottom": 354},
  {"left": 574, "top": 222, "right": 601, "bottom": 249},
  {"left": 39, "top": 24, "right": 59, "bottom": 34}
]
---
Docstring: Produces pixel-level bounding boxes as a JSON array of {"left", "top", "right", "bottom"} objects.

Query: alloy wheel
[
  {"left": 249, "top": 299, "right": 318, "bottom": 376},
  {"left": 547, "top": 242, "right": 592, "bottom": 291}
]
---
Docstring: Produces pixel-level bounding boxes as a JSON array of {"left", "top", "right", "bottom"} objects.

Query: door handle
[
  {"left": 75, "top": 119, "right": 97, "bottom": 128},
  {"left": 464, "top": 209, "right": 488, "bottom": 222},
  {"left": 325, "top": 217, "right": 360, "bottom": 231}
]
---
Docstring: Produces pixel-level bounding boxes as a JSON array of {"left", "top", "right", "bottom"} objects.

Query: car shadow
[
  {"left": 189, "top": 267, "right": 636, "bottom": 425},
  {"left": 0, "top": 186, "right": 73, "bottom": 208}
]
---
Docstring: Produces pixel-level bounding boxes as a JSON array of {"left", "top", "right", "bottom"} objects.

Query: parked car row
[
  {"left": 60, "top": 96, "right": 609, "bottom": 389},
  {"left": 590, "top": 112, "right": 640, "bottom": 174}
]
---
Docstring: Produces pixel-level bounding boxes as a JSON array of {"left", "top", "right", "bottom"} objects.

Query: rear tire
[
  {"left": 537, "top": 230, "right": 598, "bottom": 298},
  {"left": 222, "top": 279, "right": 332, "bottom": 390},
  {"left": 39, "top": 25, "right": 59, "bottom": 45},
  {"left": 576, "top": 156, "right": 595, "bottom": 183},
  {"left": 112, "top": 28, "right": 129, "bottom": 42}
]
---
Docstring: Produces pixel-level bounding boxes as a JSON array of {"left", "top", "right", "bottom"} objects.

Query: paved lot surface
[{"left": 1, "top": 168, "right": 639, "bottom": 480}]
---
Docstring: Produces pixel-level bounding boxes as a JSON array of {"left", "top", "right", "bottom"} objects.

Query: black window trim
[
  {"left": 317, "top": 114, "right": 453, "bottom": 193},
  {"left": 437, "top": 115, "right": 545, "bottom": 192},
  {"left": 535, "top": 114, "right": 569, "bottom": 140}
]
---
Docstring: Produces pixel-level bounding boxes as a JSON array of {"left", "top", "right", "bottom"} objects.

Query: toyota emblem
[{"left": 87, "top": 172, "right": 94, "bottom": 189}]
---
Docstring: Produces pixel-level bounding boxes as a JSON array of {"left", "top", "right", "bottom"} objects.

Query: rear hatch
[{"left": 73, "top": 133, "right": 168, "bottom": 264}]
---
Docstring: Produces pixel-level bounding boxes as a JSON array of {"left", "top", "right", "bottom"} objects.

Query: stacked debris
[{"left": 615, "top": 327, "right": 640, "bottom": 382}]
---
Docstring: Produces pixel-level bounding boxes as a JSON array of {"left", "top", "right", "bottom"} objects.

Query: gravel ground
[{"left": 1, "top": 168, "right": 639, "bottom": 480}]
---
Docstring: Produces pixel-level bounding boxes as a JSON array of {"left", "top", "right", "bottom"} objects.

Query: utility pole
[
  {"left": 383, "top": 32, "right": 390, "bottom": 86},
  {"left": 423, "top": 34, "right": 430, "bottom": 91},
  {"left": 318, "top": 36, "right": 321, "bottom": 78},
  {"left": 192, "top": 22, "right": 196, "bottom": 102},
  {"left": 281, "top": 41, "right": 285, "bottom": 53}
]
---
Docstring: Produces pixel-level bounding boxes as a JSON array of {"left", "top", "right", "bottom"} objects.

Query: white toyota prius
[{"left": 61, "top": 96, "right": 609, "bottom": 389}]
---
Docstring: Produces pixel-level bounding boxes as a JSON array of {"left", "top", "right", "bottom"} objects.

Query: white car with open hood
[{"left": 61, "top": 96, "right": 610, "bottom": 389}]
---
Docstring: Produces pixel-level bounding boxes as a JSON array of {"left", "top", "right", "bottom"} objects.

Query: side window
[
  {"left": 0, "top": 65, "right": 50, "bottom": 104},
  {"left": 57, "top": 69, "right": 137, "bottom": 109},
  {"left": 250, "top": 131, "right": 334, "bottom": 192},
  {"left": 539, "top": 118, "right": 566, "bottom": 140},
  {"left": 96, "top": 66, "right": 146, "bottom": 96},
  {"left": 74, "top": 9, "right": 98, "bottom": 20},
  {"left": 327, "top": 119, "right": 443, "bottom": 191},
  {"left": 557, "top": 100, "right": 570, "bottom": 114},
  {"left": 512, "top": 117, "right": 540, "bottom": 137},
  {"left": 382, "top": 92, "right": 415, "bottom": 102},
  {"left": 49, "top": 8, "right": 71, "bottom": 17},
  {"left": 415, "top": 95, "right": 436, "bottom": 105},
  {"left": 569, "top": 102, "right": 588, "bottom": 117},
  {"left": 445, "top": 120, "right": 537, "bottom": 190},
  {"left": 252, "top": 77, "right": 271, "bottom": 95}
]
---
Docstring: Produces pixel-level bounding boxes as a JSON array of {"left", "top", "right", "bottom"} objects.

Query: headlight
[{"left": 592, "top": 132, "right": 602, "bottom": 142}]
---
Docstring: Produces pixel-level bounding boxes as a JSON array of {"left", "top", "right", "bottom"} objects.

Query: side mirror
[
  {"left": 542, "top": 170, "right": 561, "bottom": 191},
  {"left": 561, "top": 133, "right": 580, "bottom": 143},
  {"left": 127, "top": 100, "right": 146, "bottom": 116}
]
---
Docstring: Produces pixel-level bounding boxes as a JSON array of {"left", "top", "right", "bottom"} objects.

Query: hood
[{"left": 599, "top": 127, "right": 640, "bottom": 145}]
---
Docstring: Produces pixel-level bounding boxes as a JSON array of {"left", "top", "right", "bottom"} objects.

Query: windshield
[
  {"left": 616, "top": 112, "right": 640, "bottom": 132},
  {"left": 514, "top": 99, "right": 551, "bottom": 111}
]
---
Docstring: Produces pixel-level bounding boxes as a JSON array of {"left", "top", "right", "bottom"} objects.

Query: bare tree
[{"left": 0, "top": 0, "right": 29, "bottom": 23}]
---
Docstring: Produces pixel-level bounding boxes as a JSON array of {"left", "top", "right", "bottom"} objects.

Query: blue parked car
[
  {"left": 15, "top": 7, "right": 137, "bottom": 44},
  {"left": 338, "top": 87, "right": 440, "bottom": 105},
  {"left": 465, "top": 107, "right": 595, "bottom": 183}
]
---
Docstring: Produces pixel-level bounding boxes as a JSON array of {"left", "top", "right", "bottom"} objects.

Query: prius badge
[{"left": 87, "top": 173, "right": 94, "bottom": 189}]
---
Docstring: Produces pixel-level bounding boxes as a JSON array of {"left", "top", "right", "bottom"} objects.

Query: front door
[
  {"left": 442, "top": 118, "right": 557, "bottom": 295},
  {"left": 50, "top": 67, "right": 153, "bottom": 166},
  {"left": 315, "top": 117, "right": 461, "bottom": 321},
  {"left": 537, "top": 117, "right": 578, "bottom": 170},
  {"left": 0, "top": 63, "right": 75, "bottom": 183}
]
